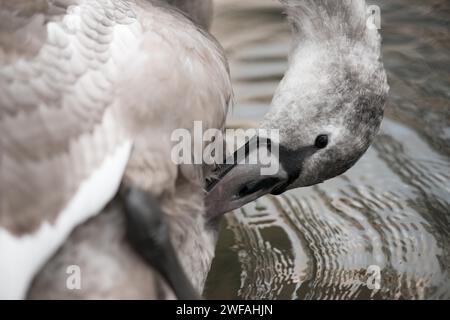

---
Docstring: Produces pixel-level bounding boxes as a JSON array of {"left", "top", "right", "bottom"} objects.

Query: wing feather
[
  {"left": 0, "top": 0, "right": 139, "bottom": 234},
  {"left": 0, "top": 0, "right": 140, "bottom": 298},
  {"left": 0, "top": 0, "right": 233, "bottom": 298}
]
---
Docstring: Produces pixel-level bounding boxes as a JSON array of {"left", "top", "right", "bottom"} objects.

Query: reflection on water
[{"left": 204, "top": 0, "right": 450, "bottom": 299}]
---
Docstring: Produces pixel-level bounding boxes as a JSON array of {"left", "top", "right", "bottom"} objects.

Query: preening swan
[
  {"left": 206, "top": 0, "right": 389, "bottom": 216},
  {"left": 0, "top": 0, "right": 231, "bottom": 299},
  {"left": 1, "top": 0, "right": 388, "bottom": 299}
]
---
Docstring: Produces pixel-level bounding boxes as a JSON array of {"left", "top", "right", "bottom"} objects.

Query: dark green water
[{"left": 204, "top": 0, "right": 450, "bottom": 299}]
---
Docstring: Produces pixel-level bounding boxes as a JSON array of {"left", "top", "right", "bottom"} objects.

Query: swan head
[
  {"left": 206, "top": 0, "right": 389, "bottom": 218},
  {"left": 263, "top": 41, "right": 389, "bottom": 191}
]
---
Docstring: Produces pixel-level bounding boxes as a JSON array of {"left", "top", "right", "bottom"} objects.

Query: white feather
[{"left": 0, "top": 140, "right": 132, "bottom": 299}]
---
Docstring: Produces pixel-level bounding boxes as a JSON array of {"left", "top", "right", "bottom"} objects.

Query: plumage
[{"left": 1, "top": 0, "right": 231, "bottom": 299}]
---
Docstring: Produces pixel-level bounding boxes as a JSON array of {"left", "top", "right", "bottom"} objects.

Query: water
[{"left": 204, "top": 0, "right": 450, "bottom": 299}]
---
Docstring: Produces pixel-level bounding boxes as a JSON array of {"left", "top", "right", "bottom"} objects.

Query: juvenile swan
[
  {"left": 0, "top": 0, "right": 231, "bottom": 299},
  {"left": 207, "top": 0, "right": 389, "bottom": 216}
]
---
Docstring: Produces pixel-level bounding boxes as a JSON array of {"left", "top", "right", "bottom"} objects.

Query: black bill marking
[{"left": 206, "top": 135, "right": 272, "bottom": 192}]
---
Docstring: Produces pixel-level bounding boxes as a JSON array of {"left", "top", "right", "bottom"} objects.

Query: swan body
[{"left": 0, "top": 0, "right": 231, "bottom": 299}]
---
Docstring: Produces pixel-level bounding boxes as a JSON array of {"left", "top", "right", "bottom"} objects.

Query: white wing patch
[{"left": 0, "top": 140, "right": 132, "bottom": 299}]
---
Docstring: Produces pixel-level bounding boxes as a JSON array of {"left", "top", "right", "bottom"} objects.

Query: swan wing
[{"left": 0, "top": 0, "right": 140, "bottom": 298}]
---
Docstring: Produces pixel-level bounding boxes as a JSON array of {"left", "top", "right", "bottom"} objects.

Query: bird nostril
[
  {"left": 237, "top": 185, "right": 251, "bottom": 198},
  {"left": 237, "top": 177, "right": 282, "bottom": 198}
]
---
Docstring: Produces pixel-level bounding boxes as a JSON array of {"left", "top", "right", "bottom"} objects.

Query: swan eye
[{"left": 314, "top": 134, "right": 328, "bottom": 149}]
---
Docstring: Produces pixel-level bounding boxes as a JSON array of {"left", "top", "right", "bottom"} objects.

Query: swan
[
  {"left": 206, "top": 0, "right": 389, "bottom": 217},
  {"left": 0, "top": 0, "right": 231, "bottom": 299},
  {"left": 2, "top": 0, "right": 388, "bottom": 300},
  {"left": 28, "top": 0, "right": 388, "bottom": 300}
]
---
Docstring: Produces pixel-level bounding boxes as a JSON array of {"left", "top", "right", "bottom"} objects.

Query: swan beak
[{"left": 205, "top": 136, "right": 289, "bottom": 219}]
